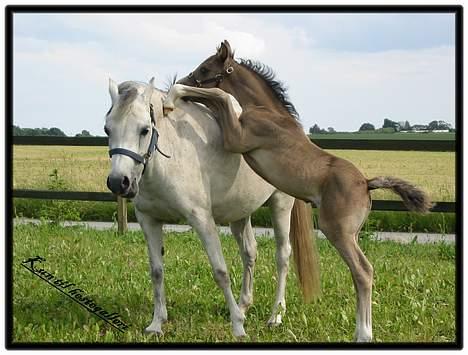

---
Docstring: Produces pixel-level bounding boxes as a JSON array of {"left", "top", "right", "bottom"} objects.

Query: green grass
[
  {"left": 12, "top": 223, "right": 456, "bottom": 343},
  {"left": 309, "top": 132, "right": 455, "bottom": 140}
]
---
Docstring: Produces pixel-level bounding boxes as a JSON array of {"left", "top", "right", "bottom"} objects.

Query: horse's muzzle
[{"left": 107, "top": 174, "right": 136, "bottom": 197}]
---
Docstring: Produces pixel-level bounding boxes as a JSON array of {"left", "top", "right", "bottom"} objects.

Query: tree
[
  {"left": 12, "top": 125, "right": 67, "bottom": 136},
  {"left": 75, "top": 130, "right": 92, "bottom": 137},
  {"left": 403, "top": 120, "right": 411, "bottom": 130},
  {"left": 359, "top": 123, "right": 375, "bottom": 131},
  {"left": 428, "top": 120, "right": 451, "bottom": 131},
  {"left": 309, "top": 124, "right": 322, "bottom": 134},
  {"left": 48, "top": 127, "right": 67, "bottom": 136},
  {"left": 327, "top": 127, "right": 336, "bottom": 133}
]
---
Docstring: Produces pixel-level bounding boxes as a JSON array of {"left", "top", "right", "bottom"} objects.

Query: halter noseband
[
  {"left": 188, "top": 65, "right": 234, "bottom": 88},
  {"left": 108, "top": 103, "right": 170, "bottom": 175}
]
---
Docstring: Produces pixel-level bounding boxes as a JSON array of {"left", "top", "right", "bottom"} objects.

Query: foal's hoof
[{"left": 163, "top": 107, "right": 174, "bottom": 116}]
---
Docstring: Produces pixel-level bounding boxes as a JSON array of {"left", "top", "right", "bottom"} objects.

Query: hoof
[
  {"left": 267, "top": 313, "right": 282, "bottom": 327},
  {"left": 354, "top": 332, "right": 372, "bottom": 342},
  {"left": 144, "top": 325, "right": 164, "bottom": 336},
  {"left": 163, "top": 107, "right": 173, "bottom": 116}
]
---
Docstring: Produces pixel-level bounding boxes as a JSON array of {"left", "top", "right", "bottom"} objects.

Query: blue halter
[{"left": 108, "top": 103, "right": 170, "bottom": 174}]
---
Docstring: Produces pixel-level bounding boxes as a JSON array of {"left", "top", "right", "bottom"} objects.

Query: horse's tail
[
  {"left": 289, "top": 198, "right": 321, "bottom": 303},
  {"left": 367, "top": 176, "right": 433, "bottom": 213}
]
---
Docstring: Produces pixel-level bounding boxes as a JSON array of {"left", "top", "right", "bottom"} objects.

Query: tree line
[
  {"left": 309, "top": 118, "right": 454, "bottom": 134},
  {"left": 13, "top": 125, "right": 93, "bottom": 137}
]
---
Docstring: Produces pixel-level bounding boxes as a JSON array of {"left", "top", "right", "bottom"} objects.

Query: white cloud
[{"left": 13, "top": 13, "right": 455, "bottom": 135}]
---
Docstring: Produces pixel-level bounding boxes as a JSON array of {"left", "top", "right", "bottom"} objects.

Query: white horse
[{"left": 104, "top": 78, "right": 313, "bottom": 337}]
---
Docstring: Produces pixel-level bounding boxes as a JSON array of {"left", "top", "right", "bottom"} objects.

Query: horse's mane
[{"left": 238, "top": 59, "right": 299, "bottom": 120}]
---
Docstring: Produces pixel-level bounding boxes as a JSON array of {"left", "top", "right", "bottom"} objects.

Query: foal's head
[
  {"left": 105, "top": 78, "right": 163, "bottom": 198},
  {"left": 177, "top": 40, "right": 236, "bottom": 88}
]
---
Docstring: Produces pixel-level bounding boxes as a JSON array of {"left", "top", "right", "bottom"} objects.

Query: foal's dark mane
[{"left": 238, "top": 59, "right": 299, "bottom": 120}]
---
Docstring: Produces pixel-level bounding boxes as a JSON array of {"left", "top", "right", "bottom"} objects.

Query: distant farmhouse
[{"left": 411, "top": 124, "right": 429, "bottom": 133}]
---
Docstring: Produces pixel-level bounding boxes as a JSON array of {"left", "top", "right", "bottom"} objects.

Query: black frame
[{"left": 5, "top": 5, "right": 463, "bottom": 350}]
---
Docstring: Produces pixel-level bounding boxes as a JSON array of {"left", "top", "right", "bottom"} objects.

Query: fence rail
[
  {"left": 12, "top": 136, "right": 457, "bottom": 234},
  {"left": 13, "top": 135, "right": 456, "bottom": 151},
  {"left": 13, "top": 189, "right": 455, "bottom": 213}
]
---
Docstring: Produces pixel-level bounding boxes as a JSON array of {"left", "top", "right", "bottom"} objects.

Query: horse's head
[
  {"left": 105, "top": 78, "right": 162, "bottom": 198},
  {"left": 177, "top": 40, "right": 236, "bottom": 88}
]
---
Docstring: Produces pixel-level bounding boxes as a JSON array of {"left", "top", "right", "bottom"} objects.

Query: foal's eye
[
  {"left": 200, "top": 67, "right": 208, "bottom": 74},
  {"left": 141, "top": 128, "right": 150, "bottom": 136},
  {"left": 104, "top": 126, "right": 110, "bottom": 136}
]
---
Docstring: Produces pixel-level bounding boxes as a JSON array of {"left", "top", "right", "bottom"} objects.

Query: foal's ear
[
  {"left": 143, "top": 77, "right": 155, "bottom": 103},
  {"left": 217, "top": 40, "right": 233, "bottom": 62},
  {"left": 109, "top": 78, "right": 119, "bottom": 104}
]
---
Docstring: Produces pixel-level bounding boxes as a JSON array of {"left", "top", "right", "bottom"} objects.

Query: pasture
[
  {"left": 13, "top": 145, "right": 455, "bottom": 202},
  {"left": 12, "top": 145, "right": 456, "bottom": 233},
  {"left": 12, "top": 222, "right": 456, "bottom": 343}
]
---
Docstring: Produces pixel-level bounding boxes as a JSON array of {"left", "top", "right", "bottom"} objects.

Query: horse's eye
[
  {"left": 141, "top": 128, "right": 150, "bottom": 136},
  {"left": 200, "top": 67, "right": 208, "bottom": 74},
  {"left": 104, "top": 126, "right": 110, "bottom": 136}
]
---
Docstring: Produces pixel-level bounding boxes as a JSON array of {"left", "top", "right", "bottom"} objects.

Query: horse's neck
[
  {"left": 144, "top": 96, "right": 216, "bottom": 176},
  {"left": 224, "top": 65, "right": 284, "bottom": 112}
]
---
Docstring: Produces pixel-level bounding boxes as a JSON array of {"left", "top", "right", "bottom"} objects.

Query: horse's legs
[
  {"left": 319, "top": 196, "right": 373, "bottom": 342},
  {"left": 136, "top": 210, "right": 167, "bottom": 334},
  {"left": 188, "top": 210, "right": 246, "bottom": 337},
  {"left": 266, "top": 191, "right": 294, "bottom": 326},
  {"left": 163, "top": 84, "right": 260, "bottom": 153},
  {"left": 230, "top": 217, "right": 257, "bottom": 315}
]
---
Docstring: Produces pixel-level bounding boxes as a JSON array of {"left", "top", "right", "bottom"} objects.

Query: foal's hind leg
[
  {"left": 230, "top": 217, "right": 257, "bottom": 315},
  {"left": 266, "top": 190, "right": 294, "bottom": 326},
  {"left": 319, "top": 195, "right": 373, "bottom": 342}
]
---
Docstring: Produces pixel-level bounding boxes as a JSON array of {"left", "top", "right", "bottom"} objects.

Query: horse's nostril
[{"left": 121, "top": 176, "right": 130, "bottom": 191}]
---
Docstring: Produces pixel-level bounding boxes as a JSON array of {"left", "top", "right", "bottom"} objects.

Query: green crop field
[
  {"left": 12, "top": 145, "right": 456, "bottom": 233},
  {"left": 11, "top": 223, "right": 456, "bottom": 344},
  {"left": 13, "top": 145, "right": 456, "bottom": 202}
]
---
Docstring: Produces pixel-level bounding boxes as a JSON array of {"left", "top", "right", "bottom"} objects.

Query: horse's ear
[
  {"left": 109, "top": 78, "right": 119, "bottom": 104},
  {"left": 216, "top": 40, "right": 233, "bottom": 62},
  {"left": 143, "top": 77, "right": 155, "bottom": 103}
]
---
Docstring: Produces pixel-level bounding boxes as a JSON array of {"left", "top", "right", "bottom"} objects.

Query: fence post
[{"left": 117, "top": 196, "right": 128, "bottom": 234}]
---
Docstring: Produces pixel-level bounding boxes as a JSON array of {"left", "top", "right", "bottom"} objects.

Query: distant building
[
  {"left": 411, "top": 124, "right": 429, "bottom": 132},
  {"left": 432, "top": 129, "right": 450, "bottom": 133}
]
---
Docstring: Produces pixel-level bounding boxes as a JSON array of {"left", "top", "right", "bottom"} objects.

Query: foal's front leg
[{"left": 164, "top": 84, "right": 257, "bottom": 153}]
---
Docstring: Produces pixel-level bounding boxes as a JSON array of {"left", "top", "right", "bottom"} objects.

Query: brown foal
[{"left": 163, "top": 40, "right": 432, "bottom": 342}]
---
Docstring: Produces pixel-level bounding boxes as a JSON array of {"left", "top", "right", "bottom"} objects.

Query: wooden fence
[{"left": 12, "top": 136, "right": 456, "bottom": 234}]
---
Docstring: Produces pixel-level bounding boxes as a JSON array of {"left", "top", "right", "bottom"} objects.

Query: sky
[{"left": 13, "top": 12, "right": 455, "bottom": 136}]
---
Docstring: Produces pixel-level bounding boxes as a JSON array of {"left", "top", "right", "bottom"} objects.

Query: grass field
[
  {"left": 12, "top": 223, "right": 456, "bottom": 344},
  {"left": 309, "top": 132, "right": 455, "bottom": 140}
]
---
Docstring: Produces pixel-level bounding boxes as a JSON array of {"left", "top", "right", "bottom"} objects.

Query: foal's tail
[
  {"left": 367, "top": 176, "right": 433, "bottom": 213},
  {"left": 289, "top": 199, "right": 321, "bottom": 303}
]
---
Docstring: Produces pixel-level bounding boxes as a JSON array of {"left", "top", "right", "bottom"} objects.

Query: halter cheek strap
[
  {"left": 189, "top": 65, "right": 234, "bottom": 88},
  {"left": 108, "top": 103, "right": 170, "bottom": 175}
]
